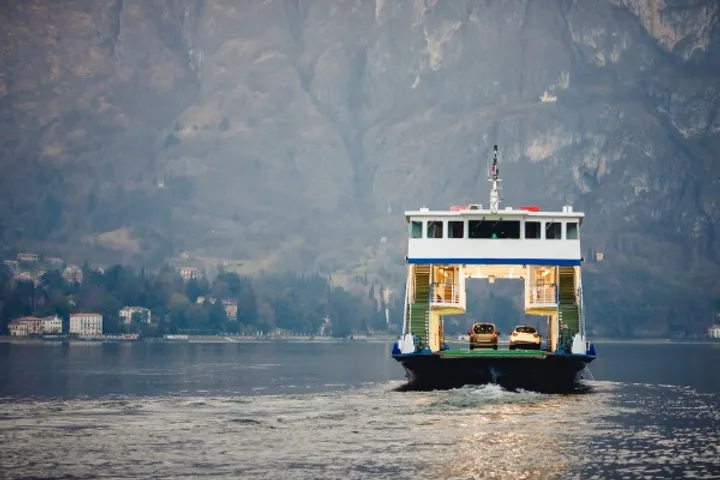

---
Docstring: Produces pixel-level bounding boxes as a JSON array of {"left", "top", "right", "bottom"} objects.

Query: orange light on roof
[
  {"left": 449, "top": 205, "right": 468, "bottom": 211},
  {"left": 519, "top": 205, "right": 541, "bottom": 212}
]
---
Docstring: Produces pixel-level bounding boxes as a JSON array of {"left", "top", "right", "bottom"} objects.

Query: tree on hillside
[
  {"left": 0, "top": 280, "right": 35, "bottom": 333},
  {"left": 185, "top": 277, "right": 208, "bottom": 303},
  {"left": 131, "top": 310, "right": 149, "bottom": 324},
  {"left": 0, "top": 259, "right": 391, "bottom": 337},
  {"left": 101, "top": 296, "right": 123, "bottom": 334},
  {"left": 216, "top": 271, "right": 241, "bottom": 297},
  {"left": 237, "top": 282, "right": 258, "bottom": 325},
  {"left": 208, "top": 299, "right": 228, "bottom": 332},
  {"left": 40, "top": 270, "right": 66, "bottom": 294},
  {"left": 185, "top": 304, "right": 209, "bottom": 331},
  {"left": 256, "top": 301, "right": 276, "bottom": 333},
  {"left": 211, "top": 278, "right": 231, "bottom": 300},
  {"left": 168, "top": 292, "right": 191, "bottom": 330}
]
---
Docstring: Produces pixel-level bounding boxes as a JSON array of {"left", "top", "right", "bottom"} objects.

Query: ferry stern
[{"left": 391, "top": 145, "right": 597, "bottom": 393}]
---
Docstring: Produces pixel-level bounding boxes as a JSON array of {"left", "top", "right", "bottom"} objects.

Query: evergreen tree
[
  {"left": 208, "top": 299, "right": 228, "bottom": 332},
  {"left": 238, "top": 282, "right": 258, "bottom": 325}
]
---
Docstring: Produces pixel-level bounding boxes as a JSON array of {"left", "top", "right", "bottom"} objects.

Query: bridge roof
[{"left": 405, "top": 206, "right": 584, "bottom": 221}]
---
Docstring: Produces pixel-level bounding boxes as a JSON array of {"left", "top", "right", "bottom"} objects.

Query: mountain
[{"left": 0, "top": 0, "right": 718, "bottom": 336}]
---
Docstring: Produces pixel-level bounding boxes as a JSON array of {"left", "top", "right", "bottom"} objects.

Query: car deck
[{"left": 440, "top": 349, "right": 547, "bottom": 358}]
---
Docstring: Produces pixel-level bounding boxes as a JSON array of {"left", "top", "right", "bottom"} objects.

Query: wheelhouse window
[
  {"left": 410, "top": 221, "right": 423, "bottom": 239},
  {"left": 525, "top": 221, "right": 541, "bottom": 239},
  {"left": 427, "top": 221, "right": 443, "bottom": 239},
  {"left": 468, "top": 220, "right": 521, "bottom": 239},
  {"left": 545, "top": 222, "right": 562, "bottom": 240},
  {"left": 448, "top": 221, "right": 464, "bottom": 239},
  {"left": 566, "top": 222, "right": 579, "bottom": 240}
]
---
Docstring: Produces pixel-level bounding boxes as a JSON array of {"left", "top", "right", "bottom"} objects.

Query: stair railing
[
  {"left": 402, "top": 267, "right": 410, "bottom": 335},
  {"left": 579, "top": 286, "right": 586, "bottom": 338},
  {"left": 403, "top": 265, "right": 414, "bottom": 335}
]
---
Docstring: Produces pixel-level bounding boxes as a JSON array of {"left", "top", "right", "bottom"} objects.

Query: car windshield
[
  {"left": 516, "top": 326, "right": 537, "bottom": 334},
  {"left": 473, "top": 324, "right": 495, "bottom": 334}
]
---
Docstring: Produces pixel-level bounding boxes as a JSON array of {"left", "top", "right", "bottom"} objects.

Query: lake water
[{"left": 1, "top": 341, "right": 719, "bottom": 479}]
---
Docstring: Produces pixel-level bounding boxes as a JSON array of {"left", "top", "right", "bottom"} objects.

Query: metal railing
[
  {"left": 528, "top": 283, "right": 557, "bottom": 305},
  {"left": 431, "top": 282, "right": 461, "bottom": 305},
  {"left": 579, "top": 286, "right": 586, "bottom": 337}
]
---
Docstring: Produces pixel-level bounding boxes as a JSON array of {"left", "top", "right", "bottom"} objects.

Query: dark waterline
[{"left": 1, "top": 341, "right": 718, "bottom": 399}]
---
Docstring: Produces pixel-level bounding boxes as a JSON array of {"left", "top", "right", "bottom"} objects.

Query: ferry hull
[{"left": 393, "top": 352, "right": 595, "bottom": 393}]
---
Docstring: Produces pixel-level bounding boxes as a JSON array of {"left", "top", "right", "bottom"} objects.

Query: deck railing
[
  {"left": 431, "top": 282, "right": 461, "bottom": 306},
  {"left": 527, "top": 283, "right": 557, "bottom": 306}
]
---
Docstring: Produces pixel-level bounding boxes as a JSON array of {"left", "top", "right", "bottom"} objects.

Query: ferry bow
[{"left": 391, "top": 145, "right": 596, "bottom": 393}]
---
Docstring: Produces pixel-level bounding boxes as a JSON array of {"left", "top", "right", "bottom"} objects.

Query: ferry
[{"left": 391, "top": 145, "right": 596, "bottom": 393}]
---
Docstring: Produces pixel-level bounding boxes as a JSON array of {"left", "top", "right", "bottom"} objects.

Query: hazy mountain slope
[{"left": 0, "top": 0, "right": 718, "bottom": 335}]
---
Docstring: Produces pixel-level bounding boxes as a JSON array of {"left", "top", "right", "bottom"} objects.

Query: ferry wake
[{"left": 391, "top": 145, "right": 596, "bottom": 393}]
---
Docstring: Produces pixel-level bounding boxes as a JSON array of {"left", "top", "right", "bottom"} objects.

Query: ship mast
[{"left": 488, "top": 145, "right": 502, "bottom": 213}]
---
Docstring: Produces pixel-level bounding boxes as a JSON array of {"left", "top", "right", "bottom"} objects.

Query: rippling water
[
  {"left": 1, "top": 341, "right": 719, "bottom": 479},
  {"left": 2, "top": 381, "right": 719, "bottom": 479}
]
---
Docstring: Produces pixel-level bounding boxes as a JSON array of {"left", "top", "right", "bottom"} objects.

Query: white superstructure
[{"left": 397, "top": 145, "right": 587, "bottom": 356}]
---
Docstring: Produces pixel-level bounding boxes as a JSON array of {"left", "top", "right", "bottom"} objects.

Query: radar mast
[{"left": 489, "top": 145, "right": 502, "bottom": 213}]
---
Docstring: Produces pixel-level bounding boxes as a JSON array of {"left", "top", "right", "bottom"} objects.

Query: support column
[
  {"left": 549, "top": 313, "right": 558, "bottom": 352},
  {"left": 428, "top": 310, "right": 441, "bottom": 352}
]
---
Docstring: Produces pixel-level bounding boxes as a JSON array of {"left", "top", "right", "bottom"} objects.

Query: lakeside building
[
  {"left": 179, "top": 267, "right": 199, "bottom": 281},
  {"left": 196, "top": 296, "right": 238, "bottom": 320},
  {"left": 69, "top": 313, "right": 103, "bottom": 335},
  {"left": 16, "top": 253, "right": 39, "bottom": 263},
  {"left": 45, "top": 257, "right": 65, "bottom": 268},
  {"left": 8, "top": 315, "right": 62, "bottom": 336},
  {"left": 119, "top": 306, "right": 152, "bottom": 325},
  {"left": 3, "top": 260, "right": 19, "bottom": 272},
  {"left": 709, "top": 324, "right": 720, "bottom": 339},
  {"left": 12, "top": 271, "right": 35, "bottom": 286}
]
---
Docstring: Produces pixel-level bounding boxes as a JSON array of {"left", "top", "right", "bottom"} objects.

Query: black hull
[{"left": 394, "top": 354, "right": 595, "bottom": 393}]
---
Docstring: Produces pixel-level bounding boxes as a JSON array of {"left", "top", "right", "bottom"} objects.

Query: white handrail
[
  {"left": 528, "top": 283, "right": 557, "bottom": 304},
  {"left": 579, "top": 286, "right": 586, "bottom": 337},
  {"left": 431, "top": 282, "right": 461, "bottom": 305}
]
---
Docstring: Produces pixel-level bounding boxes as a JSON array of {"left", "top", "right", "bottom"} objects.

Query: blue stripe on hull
[{"left": 407, "top": 258, "right": 582, "bottom": 266}]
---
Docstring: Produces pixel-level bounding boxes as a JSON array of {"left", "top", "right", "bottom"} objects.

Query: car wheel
[
  {"left": 469, "top": 345, "right": 474, "bottom": 351},
  {"left": 509, "top": 345, "right": 514, "bottom": 351},
  {"left": 493, "top": 345, "right": 498, "bottom": 350}
]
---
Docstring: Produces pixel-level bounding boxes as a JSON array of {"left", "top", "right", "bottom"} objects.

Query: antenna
[{"left": 488, "top": 145, "right": 502, "bottom": 213}]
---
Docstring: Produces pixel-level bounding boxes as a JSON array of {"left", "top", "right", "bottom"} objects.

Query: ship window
[
  {"left": 546, "top": 222, "right": 562, "bottom": 240},
  {"left": 525, "top": 221, "right": 541, "bottom": 239},
  {"left": 448, "top": 221, "right": 464, "bottom": 239},
  {"left": 468, "top": 220, "right": 521, "bottom": 239},
  {"left": 410, "top": 221, "right": 423, "bottom": 238},
  {"left": 427, "top": 221, "right": 443, "bottom": 239},
  {"left": 566, "top": 222, "right": 579, "bottom": 240}
]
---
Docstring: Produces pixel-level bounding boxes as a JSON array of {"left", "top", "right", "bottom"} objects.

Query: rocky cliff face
[{"left": 1, "top": 0, "right": 718, "bottom": 335}]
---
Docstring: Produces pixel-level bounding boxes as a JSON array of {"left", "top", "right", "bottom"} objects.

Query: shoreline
[
  {"left": 0, "top": 335, "right": 398, "bottom": 345},
  {"left": 0, "top": 335, "right": 716, "bottom": 346}
]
